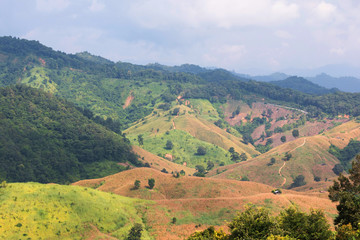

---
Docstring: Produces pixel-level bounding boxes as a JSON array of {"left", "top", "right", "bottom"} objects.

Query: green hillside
[
  {"left": 0, "top": 182, "right": 152, "bottom": 239},
  {"left": 0, "top": 85, "right": 141, "bottom": 183}
]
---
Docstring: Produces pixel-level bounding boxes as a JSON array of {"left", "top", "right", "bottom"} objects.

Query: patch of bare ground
[
  {"left": 83, "top": 224, "right": 119, "bottom": 240},
  {"left": 122, "top": 91, "right": 134, "bottom": 109}
]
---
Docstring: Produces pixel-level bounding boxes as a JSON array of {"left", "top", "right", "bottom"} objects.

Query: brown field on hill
[
  {"left": 74, "top": 168, "right": 338, "bottom": 240},
  {"left": 210, "top": 121, "right": 360, "bottom": 190},
  {"left": 210, "top": 136, "right": 339, "bottom": 189},
  {"left": 132, "top": 145, "right": 196, "bottom": 175},
  {"left": 224, "top": 101, "right": 298, "bottom": 126}
]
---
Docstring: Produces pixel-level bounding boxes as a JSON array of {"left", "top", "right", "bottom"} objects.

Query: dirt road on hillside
[{"left": 279, "top": 138, "right": 307, "bottom": 187}]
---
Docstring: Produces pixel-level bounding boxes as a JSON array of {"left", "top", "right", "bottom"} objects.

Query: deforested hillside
[
  {"left": 0, "top": 85, "right": 141, "bottom": 183},
  {"left": 74, "top": 168, "right": 337, "bottom": 240},
  {"left": 209, "top": 120, "right": 360, "bottom": 190}
]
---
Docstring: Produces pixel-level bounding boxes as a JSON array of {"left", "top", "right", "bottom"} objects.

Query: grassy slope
[
  {"left": 74, "top": 168, "right": 337, "bottom": 240},
  {"left": 0, "top": 183, "right": 152, "bottom": 240},
  {"left": 132, "top": 145, "right": 196, "bottom": 175},
  {"left": 210, "top": 120, "right": 360, "bottom": 189},
  {"left": 125, "top": 102, "right": 258, "bottom": 169}
]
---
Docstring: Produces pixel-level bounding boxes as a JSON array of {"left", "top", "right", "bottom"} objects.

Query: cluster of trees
[
  {"left": 328, "top": 155, "right": 360, "bottom": 238},
  {"left": 187, "top": 205, "right": 332, "bottom": 240},
  {"left": 328, "top": 139, "right": 360, "bottom": 171},
  {"left": 132, "top": 178, "right": 155, "bottom": 190},
  {"left": 228, "top": 147, "right": 247, "bottom": 162},
  {"left": 0, "top": 85, "right": 141, "bottom": 183}
]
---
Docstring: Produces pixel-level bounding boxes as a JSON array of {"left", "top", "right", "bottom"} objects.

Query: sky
[{"left": 1, "top": 0, "right": 360, "bottom": 76}]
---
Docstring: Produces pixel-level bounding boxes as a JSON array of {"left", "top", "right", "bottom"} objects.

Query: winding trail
[
  {"left": 172, "top": 114, "right": 179, "bottom": 130},
  {"left": 279, "top": 138, "right": 307, "bottom": 187}
]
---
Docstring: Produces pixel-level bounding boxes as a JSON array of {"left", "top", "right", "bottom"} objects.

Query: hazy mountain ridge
[{"left": 270, "top": 76, "right": 339, "bottom": 95}]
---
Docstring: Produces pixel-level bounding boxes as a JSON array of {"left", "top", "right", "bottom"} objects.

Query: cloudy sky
[{"left": 1, "top": 0, "right": 360, "bottom": 76}]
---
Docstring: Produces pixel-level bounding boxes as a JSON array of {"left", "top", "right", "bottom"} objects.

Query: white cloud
[
  {"left": 315, "top": 1, "right": 337, "bottom": 20},
  {"left": 330, "top": 47, "right": 345, "bottom": 55},
  {"left": 275, "top": 30, "right": 292, "bottom": 39},
  {"left": 129, "top": 0, "right": 299, "bottom": 29},
  {"left": 36, "top": 0, "right": 70, "bottom": 12},
  {"left": 89, "top": 0, "right": 105, "bottom": 12}
]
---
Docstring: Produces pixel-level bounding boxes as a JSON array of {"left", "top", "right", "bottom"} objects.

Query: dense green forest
[
  {"left": 2, "top": 36, "right": 360, "bottom": 129},
  {"left": 0, "top": 85, "right": 141, "bottom": 183},
  {"left": 328, "top": 139, "right": 360, "bottom": 171}
]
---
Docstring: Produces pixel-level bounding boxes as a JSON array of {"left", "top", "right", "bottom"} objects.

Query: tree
[
  {"left": 329, "top": 155, "right": 360, "bottom": 230},
  {"left": 187, "top": 226, "right": 227, "bottom": 240},
  {"left": 194, "top": 165, "right": 206, "bottom": 177},
  {"left": 266, "top": 138, "right": 273, "bottom": 145},
  {"left": 240, "top": 153, "right": 248, "bottom": 162},
  {"left": 137, "top": 134, "right": 144, "bottom": 146},
  {"left": 281, "top": 136, "right": 287, "bottom": 143},
  {"left": 231, "top": 151, "right": 240, "bottom": 162},
  {"left": 228, "top": 147, "right": 235, "bottom": 153},
  {"left": 172, "top": 107, "right": 180, "bottom": 116},
  {"left": 196, "top": 146, "right": 206, "bottom": 155},
  {"left": 165, "top": 140, "right": 173, "bottom": 150},
  {"left": 207, "top": 161, "right": 215, "bottom": 170},
  {"left": 292, "top": 129, "right": 299, "bottom": 138},
  {"left": 148, "top": 178, "right": 155, "bottom": 189},
  {"left": 332, "top": 164, "right": 344, "bottom": 175},
  {"left": 268, "top": 158, "right": 276, "bottom": 166},
  {"left": 228, "top": 205, "right": 280, "bottom": 239},
  {"left": 314, "top": 176, "right": 321, "bottom": 182},
  {"left": 133, "top": 180, "right": 140, "bottom": 190},
  {"left": 279, "top": 207, "right": 332, "bottom": 240},
  {"left": 161, "top": 168, "right": 168, "bottom": 173},
  {"left": 127, "top": 223, "right": 143, "bottom": 240},
  {"left": 284, "top": 152, "right": 292, "bottom": 161},
  {"left": 289, "top": 175, "right": 306, "bottom": 189}
]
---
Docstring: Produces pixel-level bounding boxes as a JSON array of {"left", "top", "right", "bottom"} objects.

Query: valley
[{"left": 1, "top": 37, "right": 360, "bottom": 239}]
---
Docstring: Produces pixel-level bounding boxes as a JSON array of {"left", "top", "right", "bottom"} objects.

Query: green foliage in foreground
[
  {"left": 329, "top": 155, "right": 360, "bottom": 230},
  {"left": 0, "top": 85, "right": 140, "bottom": 183},
  {"left": 187, "top": 205, "right": 333, "bottom": 240},
  {"left": 0, "top": 182, "right": 152, "bottom": 240}
]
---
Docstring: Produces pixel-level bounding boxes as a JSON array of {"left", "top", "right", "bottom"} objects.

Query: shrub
[
  {"left": 148, "top": 178, "right": 155, "bottom": 189},
  {"left": 196, "top": 146, "right": 206, "bottom": 155},
  {"left": 133, "top": 180, "right": 140, "bottom": 190}
]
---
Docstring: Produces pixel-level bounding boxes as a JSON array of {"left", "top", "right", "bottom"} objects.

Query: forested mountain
[
  {"left": 0, "top": 85, "right": 140, "bottom": 183},
  {"left": 2, "top": 36, "right": 360, "bottom": 122},
  {"left": 270, "top": 76, "right": 339, "bottom": 95}
]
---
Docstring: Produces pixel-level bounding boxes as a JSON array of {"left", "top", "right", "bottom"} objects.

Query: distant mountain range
[
  {"left": 239, "top": 72, "right": 360, "bottom": 93},
  {"left": 270, "top": 76, "right": 339, "bottom": 95}
]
